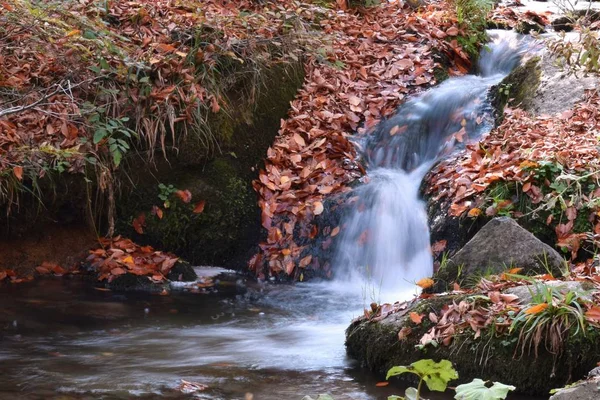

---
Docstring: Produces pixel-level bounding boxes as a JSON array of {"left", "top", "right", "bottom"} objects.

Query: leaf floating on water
[{"left": 375, "top": 381, "right": 389, "bottom": 387}]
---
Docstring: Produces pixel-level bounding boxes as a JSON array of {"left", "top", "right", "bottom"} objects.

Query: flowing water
[
  {"left": 0, "top": 31, "right": 541, "bottom": 400},
  {"left": 334, "top": 30, "right": 533, "bottom": 302}
]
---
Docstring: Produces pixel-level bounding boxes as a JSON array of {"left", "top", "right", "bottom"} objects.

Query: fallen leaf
[
  {"left": 416, "top": 277, "right": 434, "bottom": 289},
  {"left": 409, "top": 312, "right": 424, "bottom": 324},
  {"left": 193, "top": 200, "right": 206, "bottom": 214}
]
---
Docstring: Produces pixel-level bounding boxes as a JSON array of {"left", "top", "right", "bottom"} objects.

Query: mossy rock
[
  {"left": 345, "top": 293, "right": 600, "bottom": 395},
  {"left": 490, "top": 56, "right": 542, "bottom": 123},
  {"left": 117, "top": 60, "right": 305, "bottom": 268}
]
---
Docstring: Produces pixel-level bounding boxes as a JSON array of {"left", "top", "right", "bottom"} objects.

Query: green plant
[
  {"left": 509, "top": 283, "right": 588, "bottom": 364},
  {"left": 386, "top": 359, "right": 458, "bottom": 400},
  {"left": 157, "top": 183, "right": 178, "bottom": 209},
  {"left": 452, "top": 0, "right": 493, "bottom": 59},
  {"left": 89, "top": 111, "right": 137, "bottom": 167},
  {"left": 548, "top": 27, "right": 600, "bottom": 75},
  {"left": 454, "top": 379, "right": 516, "bottom": 399}
]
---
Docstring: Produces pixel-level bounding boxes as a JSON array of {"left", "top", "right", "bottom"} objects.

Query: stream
[
  {"left": 0, "top": 277, "right": 541, "bottom": 400},
  {"left": 1, "top": 31, "right": 545, "bottom": 400}
]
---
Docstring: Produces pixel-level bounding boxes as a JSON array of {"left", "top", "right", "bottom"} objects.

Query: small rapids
[{"left": 334, "top": 31, "right": 533, "bottom": 301}]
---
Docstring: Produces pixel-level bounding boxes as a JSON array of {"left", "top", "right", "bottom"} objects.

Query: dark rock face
[
  {"left": 118, "top": 61, "right": 305, "bottom": 268},
  {"left": 435, "top": 217, "right": 565, "bottom": 289}
]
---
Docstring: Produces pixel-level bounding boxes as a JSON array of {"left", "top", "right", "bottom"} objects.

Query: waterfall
[{"left": 334, "top": 30, "right": 533, "bottom": 301}]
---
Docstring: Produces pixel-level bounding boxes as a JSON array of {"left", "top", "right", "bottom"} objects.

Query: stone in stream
[{"left": 433, "top": 217, "right": 566, "bottom": 291}]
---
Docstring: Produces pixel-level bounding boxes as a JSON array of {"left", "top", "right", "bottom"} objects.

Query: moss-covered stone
[
  {"left": 490, "top": 56, "right": 542, "bottom": 123},
  {"left": 346, "top": 294, "right": 600, "bottom": 395},
  {"left": 116, "top": 57, "right": 304, "bottom": 268}
]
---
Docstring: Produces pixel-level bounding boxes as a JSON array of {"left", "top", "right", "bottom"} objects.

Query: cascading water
[{"left": 334, "top": 31, "right": 534, "bottom": 301}]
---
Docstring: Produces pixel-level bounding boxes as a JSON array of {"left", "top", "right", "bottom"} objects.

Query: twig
[{"left": 0, "top": 77, "right": 103, "bottom": 119}]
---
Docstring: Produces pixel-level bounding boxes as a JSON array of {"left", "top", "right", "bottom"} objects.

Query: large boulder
[{"left": 434, "top": 217, "right": 566, "bottom": 290}]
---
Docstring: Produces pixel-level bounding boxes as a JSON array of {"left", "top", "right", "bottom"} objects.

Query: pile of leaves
[
  {"left": 366, "top": 265, "right": 600, "bottom": 356},
  {"left": 86, "top": 236, "right": 179, "bottom": 283},
  {"left": 427, "top": 91, "right": 600, "bottom": 258},
  {"left": 251, "top": 0, "right": 475, "bottom": 279},
  {"left": 0, "top": 0, "right": 310, "bottom": 215},
  {"left": 488, "top": 5, "right": 551, "bottom": 30}
]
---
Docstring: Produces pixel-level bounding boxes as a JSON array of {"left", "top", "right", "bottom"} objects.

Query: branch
[{"left": 0, "top": 77, "right": 102, "bottom": 119}]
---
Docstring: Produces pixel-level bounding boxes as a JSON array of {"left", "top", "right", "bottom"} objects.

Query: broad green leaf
[
  {"left": 411, "top": 359, "right": 458, "bottom": 392},
  {"left": 454, "top": 378, "right": 516, "bottom": 400},
  {"left": 386, "top": 365, "right": 412, "bottom": 379},
  {"left": 93, "top": 128, "right": 108, "bottom": 144}
]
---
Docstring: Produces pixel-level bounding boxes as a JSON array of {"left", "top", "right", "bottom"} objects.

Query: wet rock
[
  {"left": 435, "top": 217, "right": 565, "bottom": 289},
  {"left": 516, "top": 20, "right": 545, "bottom": 34},
  {"left": 549, "top": 377, "right": 600, "bottom": 400},
  {"left": 530, "top": 50, "right": 599, "bottom": 116},
  {"left": 101, "top": 261, "right": 197, "bottom": 293},
  {"left": 552, "top": 16, "right": 575, "bottom": 32},
  {"left": 345, "top": 290, "right": 600, "bottom": 395}
]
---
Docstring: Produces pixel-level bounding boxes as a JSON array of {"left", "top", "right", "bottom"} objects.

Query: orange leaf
[
  {"left": 133, "top": 213, "right": 146, "bottom": 234},
  {"left": 416, "top": 277, "right": 434, "bottom": 289},
  {"left": 156, "top": 43, "right": 177, "bottom": 53},
  {"left": 152, "top": 205, "right": 164, "bottom": 219},
  {"left": 35, "top": 266, "right": 50, "bottom": 275},
  {"left": 375, "top": 382, "right": 389, "bottom": 387},
  {"left": 331, "top": 226, "right": 340, "bottom": 237},
  {"left": 507, "top": 268, "right": 523, "bottom": 274},
  {"left": 468, "top": 207, "right": 482, "bottom": 217},
  {"left": 122, "top": 256, "right": 134, "bottom": 264},
  {"left": 409, "top": 312, "right": 424, "bottom": 324},
  {"left": 13, "top": 166, "right": 23, "bottom": 181},
  {"left": 585, "top": 306, "right": 600, "bottom": 322},
  {"left": 525, "top": 303, "right": 548, "bottom": 315},
  {"left": 193, "top": 200, "right": 206, "bottom": 214},
  {"left": 176, "top": 190, "right": 192, "bottom": 203},
  {"left": 66, "top": 29, "right": 81, "bottom": 37}
]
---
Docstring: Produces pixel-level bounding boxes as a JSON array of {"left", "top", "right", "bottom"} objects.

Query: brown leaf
[{"left": 13, "top": 166, "right": 23, "bottom": 181}]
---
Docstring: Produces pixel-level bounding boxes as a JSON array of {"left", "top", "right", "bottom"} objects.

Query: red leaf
[
  {"left": 193, "top": 200, "right": 206, "bottom": 214},
  {"left": 176, "top": 190, "right": 192, "bottom": 203}
]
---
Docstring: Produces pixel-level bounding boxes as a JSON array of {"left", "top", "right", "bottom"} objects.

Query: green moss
[
  {"left": 346, "top": 295, "right": 600, "bottom": 395},
  {"left": 491, "top": 57, "right": 541, "bottom": 122}
]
